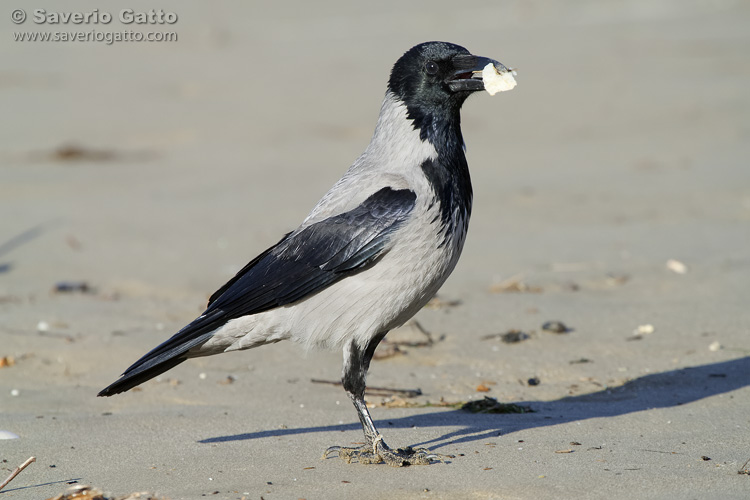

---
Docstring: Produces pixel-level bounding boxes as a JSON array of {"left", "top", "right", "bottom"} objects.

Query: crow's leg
[{"left": 322, "top": 332, "right": 439, "bottom": 466}]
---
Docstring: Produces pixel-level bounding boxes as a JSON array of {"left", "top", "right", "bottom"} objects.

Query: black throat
[{"left": 406, "top": 101, "right": 473, "bottom": 244}]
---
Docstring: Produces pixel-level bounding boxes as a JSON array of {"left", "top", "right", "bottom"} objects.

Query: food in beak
[{"left": 482, "top": 63, "right": 517, "bottom": 95}]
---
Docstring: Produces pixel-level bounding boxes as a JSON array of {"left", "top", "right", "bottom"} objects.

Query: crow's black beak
[{"left": 446, "top": 54, "right": 512, "bottom": 92}]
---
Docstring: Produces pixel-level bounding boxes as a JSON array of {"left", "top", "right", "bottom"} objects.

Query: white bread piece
[{"left": 483, "top": 63, "right": 517, "bottom": 95}]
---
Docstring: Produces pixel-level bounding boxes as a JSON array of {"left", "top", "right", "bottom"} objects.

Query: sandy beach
[{"left": 2, "top": 1, "right": 749, "bottom": 499}]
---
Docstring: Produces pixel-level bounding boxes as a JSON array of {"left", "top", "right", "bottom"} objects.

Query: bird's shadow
[{"left": 198, "top": 357, "right": 749, "bottom": 450}]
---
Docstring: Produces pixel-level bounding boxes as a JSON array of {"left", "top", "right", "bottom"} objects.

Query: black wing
[{"left": 98, "top": 187, "right": 417, "bottom": 396}]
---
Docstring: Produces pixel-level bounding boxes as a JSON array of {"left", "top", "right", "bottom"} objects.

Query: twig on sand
[
  {"left": 0, "top": 456, "right": 36, "bottom": 491},
  {"left": 310, "top": 378, "right": 422, "bottom": 398}
]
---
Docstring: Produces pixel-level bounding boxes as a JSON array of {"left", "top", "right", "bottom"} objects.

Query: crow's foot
[{"left": 323, "top": 435, "right": 446, "bottom": 467}]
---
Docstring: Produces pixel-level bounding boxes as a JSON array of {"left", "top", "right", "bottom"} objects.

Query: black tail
[
  {"left": 97, "top": 356, "right": 187, "bottom": 397},
  {"left": 97, "top": 310, "right": 224, "bottom": 397}
]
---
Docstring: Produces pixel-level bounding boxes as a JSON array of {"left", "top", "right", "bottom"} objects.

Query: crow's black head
[
  {"left": 387, "top": 41, "right": 509, "bottom": 148},
  {"left": 388, "top": 41, "right": 506, "bottom": 115}
]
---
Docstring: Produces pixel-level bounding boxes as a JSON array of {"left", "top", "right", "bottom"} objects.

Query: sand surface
[{"left": 2, "top": 1, "right": 749, "bottom": 499}]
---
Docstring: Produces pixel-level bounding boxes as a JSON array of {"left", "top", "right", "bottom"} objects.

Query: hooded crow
[{"left": 99, "top": 41, "right": 516, "bottom": 466}]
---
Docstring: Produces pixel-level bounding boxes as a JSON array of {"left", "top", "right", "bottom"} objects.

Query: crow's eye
[{"left": 425, "top": 61, "right": 439, "bottom": 75}]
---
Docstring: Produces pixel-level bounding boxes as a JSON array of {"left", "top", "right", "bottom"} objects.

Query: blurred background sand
[{"left": 1, "top": 1, "right": 749, "bottom": 499}]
